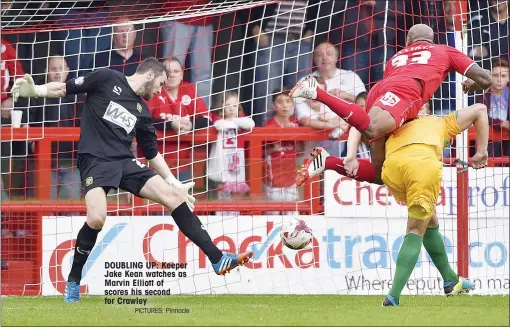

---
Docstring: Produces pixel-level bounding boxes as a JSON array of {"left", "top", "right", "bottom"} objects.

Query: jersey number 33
[{"left": 391, "top": 50, "right": 432, "bottom": 67}]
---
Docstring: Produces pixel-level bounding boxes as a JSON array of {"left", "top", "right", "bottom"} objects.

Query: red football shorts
[{"left": 365, "top": 76, "right": 423, "bottom": 130}]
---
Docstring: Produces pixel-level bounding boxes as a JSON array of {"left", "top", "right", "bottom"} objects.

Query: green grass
[{"left": 2, "top": 295, "right": 509, "bottom": 326}]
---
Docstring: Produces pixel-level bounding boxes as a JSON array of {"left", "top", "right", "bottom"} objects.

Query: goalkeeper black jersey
[{"left": 65, "top": 68, "right": 158, "bottom": 161}]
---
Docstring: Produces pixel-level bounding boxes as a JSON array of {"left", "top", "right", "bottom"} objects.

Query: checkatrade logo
[{"left": 44, "top": 215, "right": 508, "bottom": 295}]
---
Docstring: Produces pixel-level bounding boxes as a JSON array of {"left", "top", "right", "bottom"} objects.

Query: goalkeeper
[
  {"left": 298, "top": 103, "right": 489, "bottom": 306},
  {"left": 11, "top": 57, "right": 253, "bottom": 303}
]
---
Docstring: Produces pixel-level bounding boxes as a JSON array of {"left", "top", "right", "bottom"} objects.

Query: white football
[{"left": 280, "top": 218, "right": 313, "bottom": 250}]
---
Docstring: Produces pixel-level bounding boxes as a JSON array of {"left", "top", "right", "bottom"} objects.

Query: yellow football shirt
[{"left": 385, "top": 112, "right": 462, "bottom": 159}]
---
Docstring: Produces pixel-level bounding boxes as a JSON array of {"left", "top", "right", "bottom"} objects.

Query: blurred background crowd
[{"left": 0, "top": 0, "right": 508, "bottom": 208}]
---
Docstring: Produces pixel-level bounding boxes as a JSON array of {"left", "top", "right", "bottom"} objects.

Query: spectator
[
  {"left": 159, "top": 0, "right": 215, "bottom": 108},
  {"left": 296, "top": 42, "right": 366, "bottom": 108},
  {"left": 264, "top": 89, "right": 304, "bottom": 215},
  {"left": 468, "top": 0, "right": 509, "bottom": 69},
  {"left": 296, "top": 76, "right": 349, "bottom": 157},
  {"left": 1, "top": 37, "right": 25, "bottom": 102},
  {"left": 0, "top": 96, "right": 35, "bottom": 199},
  {"left": 339, "top": 91, "right": 370, "bottom": 158},
  {"left": 250, "top": 4, "right": 313, "bottom": 126},
  {"left": 141, "top": 57, "right": 211, "bottom": 183},
  {"left": 207, "top": 91, "right": 254, "bottom": 216},
  {"left": 1, "top": 96, "right": 13, "bottom": 201},
  {"left": 236, "top": 2, "right": 314, "bottom": 126},
  {"left": 33, "top": 56, "right": 83, "bottom": 200},
  {"left": 94, "top": 17, "right": 145, "bottom": 76},
  {"left": 351, "top": 92, "right": 371, "bottom": 158},
  {"left": 52, "top": 10, "right": 112, "bottom": 78},
  {"left": 1, "top": 37, "right": 34, "bottom": 199},
  {"left": 335, "top": 0, "right": 399, "bottom": 86},
  {"left": 433, "top": 1, "right": 458, "bottom": 115},
  {"left": 477, "top": 58, "right": 509, "bottom": 157}
]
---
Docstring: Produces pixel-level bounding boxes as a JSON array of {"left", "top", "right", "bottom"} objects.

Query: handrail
[{"left": 0, "top": 126, "right": 508, "bottom": 202}]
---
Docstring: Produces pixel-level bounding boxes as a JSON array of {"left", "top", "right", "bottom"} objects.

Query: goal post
[
  {"left": 454, "top": 0, "right": 470, "bottom": 280},
  {"left": 0, "top": 0, "right": 508, "bottom": 296}
]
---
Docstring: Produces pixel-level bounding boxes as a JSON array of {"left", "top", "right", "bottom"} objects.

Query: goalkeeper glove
[
  {"left": 11, "top": 74, "right": 48, "bottom": 103},
  {"left": 164, "top": 175, "right": 196, "bottom": 211}
]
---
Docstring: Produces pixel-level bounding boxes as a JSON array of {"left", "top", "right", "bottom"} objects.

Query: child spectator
[
  {"left": 207, "top": 91, "right": 254, "bottom": 216},
  {"left": 141, "top": 57, "right": 211, "bottom": 182},
  {"left": 264, "top": 89, "right": 304, "bottom": 215},
  {"left": 477, "top": 58, "right": 509, "bottom": 157},
  {"left": 296, "top": 76, "right": 349, "bottom": 157}
]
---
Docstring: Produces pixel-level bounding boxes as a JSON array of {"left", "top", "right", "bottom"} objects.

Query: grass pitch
[{"left": 2, "top": 295, "right": 509, "bottom": 326}]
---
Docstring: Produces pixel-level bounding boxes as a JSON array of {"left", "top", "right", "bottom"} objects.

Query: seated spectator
[
  {"left": 307, "top": 42, "right": 366, "bottom": 102},
  {"left": 159, "top": 0, "right": 215, "bottom": 108},
  {"left": 33, "top": 56, "right": 83, "bottom": 200},
  {"left": 294, "top": 42, "right": 366, "bottom": 137},
  {"left": 468, "top": 0, "right": 509, "bottom": 69},
  {"left": 296, "top": 76, "right": 349, "bottom": 157},
  {"left": 264, "top": 89, "right": 304, "bottom": 215},
  {"left": 207, "top": 91, "right": 254, "bottom": 216},
  {"left": 141, "top": 57, "right": 211, "bottom": 183},
  {"left": 94, "top": 17, "right": 145, "bottom": 76},
  {"left": 477, "top": 58, "right": 509, "bottom": 157}
]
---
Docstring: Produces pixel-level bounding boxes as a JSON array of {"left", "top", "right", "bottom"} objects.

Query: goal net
[{"left": 1, "top": 0, "right": 508, "bottom": 296}]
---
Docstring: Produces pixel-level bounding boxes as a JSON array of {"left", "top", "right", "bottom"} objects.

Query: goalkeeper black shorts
[{"left": 77, "top": 154, "right": 156, "bottom": 197}]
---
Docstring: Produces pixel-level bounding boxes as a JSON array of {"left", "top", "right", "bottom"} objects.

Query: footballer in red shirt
[
  {"left": 138, "top": 57, "right": 210, "bottom": 180},
  {"left": 292, "top": 23, "right": 492, "bottom": 185}
]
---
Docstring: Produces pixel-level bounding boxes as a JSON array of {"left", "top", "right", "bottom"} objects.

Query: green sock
[
  {"left": 423, "top": 225, "right": 459, "bottom": 283},
  {"left": 389, "top": 233, "right": 423, "bottom": 301}
]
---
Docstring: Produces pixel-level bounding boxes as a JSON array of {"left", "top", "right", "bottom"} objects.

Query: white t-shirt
[
  {"left": 294, "top": 68, "right": 366, "bottom": 117},
  {"left": 207, "top": 117, "right": 255, "bottom": 183}
]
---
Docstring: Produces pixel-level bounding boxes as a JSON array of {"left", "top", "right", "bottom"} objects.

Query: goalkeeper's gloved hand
[
  {"left": 164, "top": 175, "right": 196, "bottom": 211},
  {"left": 11, "top": 74, "right": 47, "bottom": 103}
]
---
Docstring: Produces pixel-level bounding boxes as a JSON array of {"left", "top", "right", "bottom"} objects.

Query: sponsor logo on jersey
[
  {"left": 103, "top": 101, "right": 137, "bottom": 134},
  {"left": 181, "top": 95, "right": 192, "bottom": 106},
  {"left": 137, "top": 103, "right": 142, "bottom": 113},
  {"left": 343, "top": 112, "right": 353, "bottom": 122},
  {"left": 113, "top": 85, "right": 122, "bottom": 95},
  {"left": 75, "top": 76, "right": 84, "bottom": 85},
  {"left": 85, "top": 176, "right": 93, "bottom": 186},
  {"left": 380, "top": 92, "right": 401, "bottom": 107}
]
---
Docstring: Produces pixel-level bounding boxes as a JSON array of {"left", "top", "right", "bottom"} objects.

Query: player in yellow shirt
[{"left": 297, "top": 103, "right": 489, "bottom": 306}]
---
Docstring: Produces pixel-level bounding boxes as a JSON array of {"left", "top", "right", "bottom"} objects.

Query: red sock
[
  {"left": 324, "top": 156, "right": 376, "bottom": 183},
  {"left": 315, "top": 88, "right": 370, "bottom": 131}
]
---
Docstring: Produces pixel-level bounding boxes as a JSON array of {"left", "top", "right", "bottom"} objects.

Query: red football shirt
[
  {"left": 384, "top": 42, "right": 474, "bottom": 103},
  {"left": 140, "top": 82, "right": 209, "bottom": 171},
  {"left": 1, "top": 38, "right": 24, "bottom": 102},
  {"left": 264, "top": 118, "right": 299, "bottom": 188}
]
